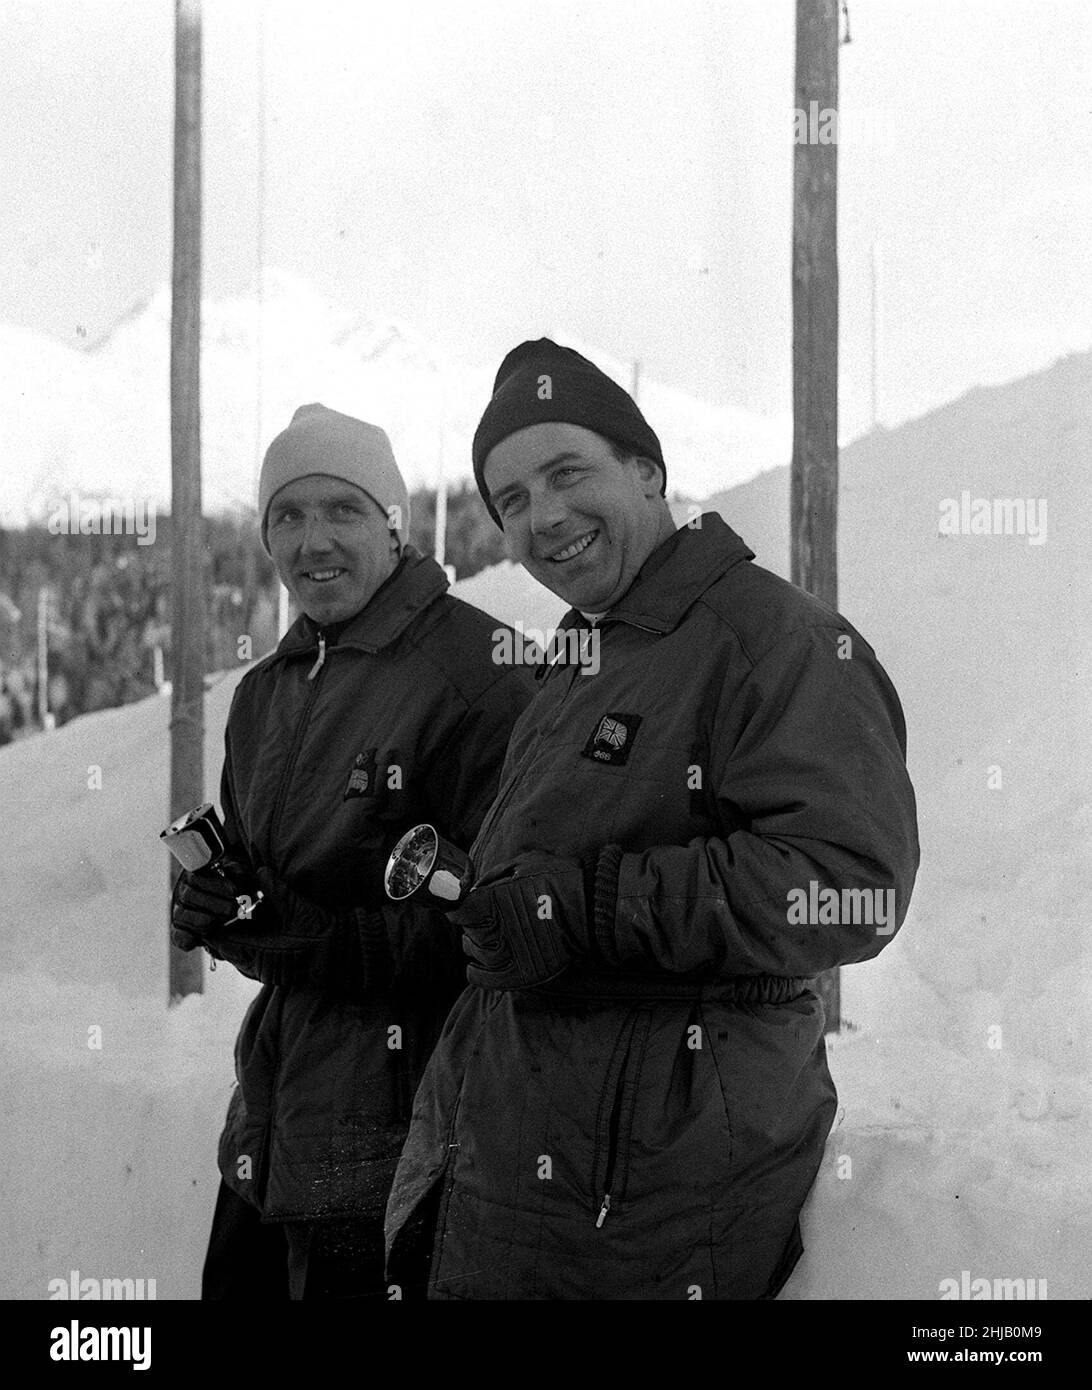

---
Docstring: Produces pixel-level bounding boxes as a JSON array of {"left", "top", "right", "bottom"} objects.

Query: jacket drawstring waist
[{"left": 531, "top": 971, "right": 812, "bottom": 1005}]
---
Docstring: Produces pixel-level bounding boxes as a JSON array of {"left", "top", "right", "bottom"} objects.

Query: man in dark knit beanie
[
  {"left": 385, "top": 341, "right": 919, "bottom": 1300},
  {"left": 472, "top": 338, "right": 666, "bottom": 527},
  {"left": 466, "top": 338, "right": 675, "bottom": 619}
]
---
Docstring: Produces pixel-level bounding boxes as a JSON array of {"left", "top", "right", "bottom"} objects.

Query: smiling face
[
  {"left": 484, "top": 423, "right": 675, "bottom": 612},
  {"left": 266, "top": 474, "right": 399, "bottom": 625}
]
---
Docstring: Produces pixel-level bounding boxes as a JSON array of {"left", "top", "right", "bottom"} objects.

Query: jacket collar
[
  {"left": 273, "top": 546, "right": 449, "bottom": 660},
  {"left": 556, "top": 513, "right": 754, "bottom": 637}
]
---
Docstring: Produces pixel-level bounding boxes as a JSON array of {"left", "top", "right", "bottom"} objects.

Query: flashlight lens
[{"left": 385, "top": 824, "right": 439, "bottom": 900}]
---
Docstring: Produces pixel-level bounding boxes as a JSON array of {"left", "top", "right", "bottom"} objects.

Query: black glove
[
  {"left": 169, "top": 856, "right": 259, "bottom": 953},
  {"left": 452, "top": 858, "right": 597, "bottom": 990},
  {"left": 195, "top": 868, "right": 392, "bottom": 991}
]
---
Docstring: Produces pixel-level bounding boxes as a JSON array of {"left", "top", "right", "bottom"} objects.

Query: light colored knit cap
[{"left": 258, "top": 403, "right": 410, "bottom": 553}]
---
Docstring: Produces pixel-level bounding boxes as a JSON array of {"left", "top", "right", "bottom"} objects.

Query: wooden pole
[
  {"left": 254, "top": 0, "right": 266, "bottom": 497},
  {"left": 435, "top": 425, "right": 449, "bottom": 569},
  {"left": 36, "top": 586, "right": 49, "bottom": 728},
  {"left": 871, "top": 239, "right": 882, "bottom": 429},
  {"left": 792, "top": 0, "right": 840, "bottom": 1031},
  {"left": 168, "top": 0, "right": 205, "bottom": 1001}
]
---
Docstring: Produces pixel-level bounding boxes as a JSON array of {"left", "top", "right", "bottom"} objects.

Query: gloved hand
[
  {"left": 189, "top": 867, "right": 391, "bottom": 991},
  {"left": 452, "top": 858, "right": 597, "bottom": 990},
  {"left": 169, "top": 855, "right": 259, "bottom": 953}
]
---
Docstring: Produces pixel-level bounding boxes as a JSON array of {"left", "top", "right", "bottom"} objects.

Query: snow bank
[
  {"left": 0, "top": 670, "right": 259, "bottom": 1299},
  {"left": 0, "top": 965, "right": 256, "bottom": 1301},
  {"left": 2, "top": 532, "right": 1089, "bottom": 1297}
]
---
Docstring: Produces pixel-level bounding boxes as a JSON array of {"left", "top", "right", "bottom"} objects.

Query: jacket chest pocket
[
  {"left": 597, "top": 757, "right": 699, "bottom": 850},
  {"left": 340, "top": 746, "right": 412, "bottom": 824},
  {"left": 590, "top": 1005, "right": 653, "bottom": 1227}
]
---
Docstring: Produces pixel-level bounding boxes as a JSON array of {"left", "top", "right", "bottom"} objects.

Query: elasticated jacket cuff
[
  {"left": 589, "top": 844, "right": 625, "bottom": 967},
  {"left": 210, "top": 874, "right": 396, "bottom": 995}
]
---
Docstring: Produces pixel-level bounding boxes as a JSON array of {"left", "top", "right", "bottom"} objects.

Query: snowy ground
[
  {"left": 0, "top": 673, "right": 259, "bottom": 1301},
  {"left": 1, "top": 562, "right": 1088, "bottom": 1300}
]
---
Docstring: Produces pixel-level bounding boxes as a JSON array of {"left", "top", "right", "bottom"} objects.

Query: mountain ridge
[{"left": 2, "top": 269, "right": 792, "bottom": 527}]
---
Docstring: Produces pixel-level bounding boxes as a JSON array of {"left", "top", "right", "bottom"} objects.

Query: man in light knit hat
[
  {"left": 171, "top": 403, "right": 534, "bottom": 1299},
  {"left": 385, "top": 341, "right": 919, "bottom": 1299}
]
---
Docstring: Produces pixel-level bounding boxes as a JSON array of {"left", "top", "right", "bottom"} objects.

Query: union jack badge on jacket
[{"left": 581, "top": 712, "right": 642, "bottom": 767}]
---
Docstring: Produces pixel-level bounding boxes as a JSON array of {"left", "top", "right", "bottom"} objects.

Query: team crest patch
[
  {"left": 581, "top": 712, "right": 642, "bottom": 766},
  {"left": 343, "top": 749, "right": 379, "bottom": 800}
]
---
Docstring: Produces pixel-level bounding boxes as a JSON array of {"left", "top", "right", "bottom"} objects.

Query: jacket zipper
[
  {"left": 593, "top": 1005, "right": 652, "bottom": 1228},
  {"left": 425, "top": 998, "right": 497, "bottom": 1290},
  {"left": 474, "top": 618, "right": 659, "bottom": 864},
  {"left": 257, "top": 632, "right": 328, "bottom": 1207},
  {"left": 595, "top": 1048, "right": 629, "bottom": 1227},
  {"left": 596, "top": 1082, "right": 625, "bottom": 1228},
  {"left": 593, "top": 1009, "right": 636, "bottom": 1228},
  {"left": 268, "top": 629, "right": 328, "bottom": 852},
  {"left": 306, "top": 633, "right": 326, "bottom": 681},
  {"left": 472, "top": 650, "right": 588, "bottom": 862}
]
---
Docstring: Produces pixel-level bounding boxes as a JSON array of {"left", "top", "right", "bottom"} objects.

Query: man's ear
[{"left": 632, "top": 455, "right": 664, "bottom": 497}]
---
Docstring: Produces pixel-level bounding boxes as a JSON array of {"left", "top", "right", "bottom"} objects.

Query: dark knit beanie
[{"left": 472, "top": 338, "right": 666, "bottom": 525}]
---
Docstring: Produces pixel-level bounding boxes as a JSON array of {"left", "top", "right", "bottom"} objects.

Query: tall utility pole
[
  {"left": 168, "top": 0, "right": 205, "bottom": 1001},
  {"left": 36, "top": 586, "right": 50, "bottom": 729},
  {"left": 791, "top": 0, "right": 840, "bottom": 1031},
  {"left": 434, "top": 425, "right": 449, "bottom": 571},
  {"left": 871, "top": 238, "right": 883, "bottom": 429},
  {"left": 254, "top": 0, "right": 266, "bottom": 495}
]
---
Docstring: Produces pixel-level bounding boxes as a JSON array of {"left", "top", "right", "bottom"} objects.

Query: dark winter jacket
[
  {"left": 209, "top": 548, "right": 534, "bottom": 1223},
  {"left": 385, "top": 515, "right": 920, "bottom": 1298}
]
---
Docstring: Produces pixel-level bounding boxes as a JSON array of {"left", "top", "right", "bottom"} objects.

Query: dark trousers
[{"left": 201, "top": 1180, "right": 388, "bottom": 1301}]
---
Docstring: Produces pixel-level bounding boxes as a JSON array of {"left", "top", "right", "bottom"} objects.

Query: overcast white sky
[{"left": 2, "top": 0, "right": 1090, "bottom": 441}]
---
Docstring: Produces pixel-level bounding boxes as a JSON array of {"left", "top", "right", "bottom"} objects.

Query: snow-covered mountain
[{"left": 1, "top": 269, "right": 791, "bottom": 528}]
